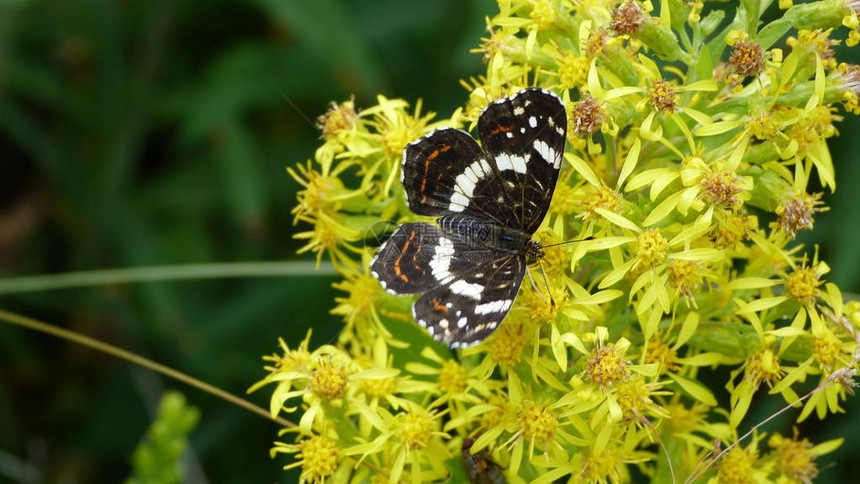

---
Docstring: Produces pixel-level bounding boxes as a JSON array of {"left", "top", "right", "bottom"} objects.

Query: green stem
[
  {"left": 0, "top": 309, "right": 295, "bottom": 428},
  {"left": 0, "top": 261, "right": 337, "bottom": 295}
]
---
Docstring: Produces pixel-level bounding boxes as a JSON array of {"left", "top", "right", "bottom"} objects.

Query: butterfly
[
  {"left": 461, "top": 438, "right": 507, "bottom": 484},
  {"left": 370, "top": 88, "right": 567, "bottom": 348}
]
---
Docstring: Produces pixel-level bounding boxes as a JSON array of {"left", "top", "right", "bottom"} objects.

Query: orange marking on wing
[
  {"left": 419, "top": 145, "right": 452, "bottom": 192},
  {"left": 394, "top": 231, "right": 417, "bottom": 283},
  {"left": 420, "top": 158, "right": 432, "bottom": 192},
  {"left": 490, "top": 124, "right": 515, "bottom": 135},
  {"left": 431, "top": 298, "right": 450, "bottom": 313}
]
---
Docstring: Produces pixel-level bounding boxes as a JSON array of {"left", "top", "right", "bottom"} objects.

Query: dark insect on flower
[
  {"left": 462, "top": 438, "right": 507, "bottom": 484},
  {"left": 370, "top": 88, "right": 567, "bottom": 347}
]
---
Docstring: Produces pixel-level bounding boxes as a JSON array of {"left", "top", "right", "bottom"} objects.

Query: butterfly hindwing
[
  {"left": 413, "top": 253, "right": 525, "bottom": 348},
  {"left": 371, "top": 216, "right": 503, "bottom": 297},
  {"left": 370, "top": 222, "right": 442, "bottom": 295},
  {"left": 478, "top": 88, "right": 567, "bottom": 234}
]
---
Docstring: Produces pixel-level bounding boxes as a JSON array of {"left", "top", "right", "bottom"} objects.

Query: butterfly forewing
[
  {"left": 401, "top": 128, "right": 512, "bottom": 227},
  {"left": 478, "top": 88, "right": 567, "bottom": 234}
]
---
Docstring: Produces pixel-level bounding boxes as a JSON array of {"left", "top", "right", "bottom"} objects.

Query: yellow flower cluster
[{"left": 257, "top": 0, "right": 860, "bottom": 482}]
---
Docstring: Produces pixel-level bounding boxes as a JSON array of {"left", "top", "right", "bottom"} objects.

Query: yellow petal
[
  {"left": 551, "top": 325, "right": 567, "bottom": 372},
  {"left": 811, "top": 438, "right": 845, "bottom": 456},
  {"left": 630, "top": 363, "right": 660, "bottom": 376},
  {"left": 726, "top": 277, "right": 780, "bottom": 290},
  {"left": 669, "top": 373, "right": 718, "bottom": 406},
  {"left": 643, "top": 191, "right": 682, "bottom": 226},
  {"left": 599, "top": 257, "right": 637, "bottom": 288},
  {"left": 574, "top": 289, "right": 624, "bottom": 305},
  {"left": 766, "top": 326, "right": 806, "bottom": 337},
  {"left": 668, "top": 248, "right": 724, "bottom": 262},
  {"left": 740, "top": 296, "right": 788, "bottom": 313},
  {"left": 681, "top": 80, "right": 718, "bottom": 91},
  {"left": 587, "top": 59, "right": 603, "bottom": 97},
  {"left": 674, "top": 311, "right": 700, "bottom": 349},
  {"left": 567, "top": 152, "right": 602, "bottom": 188},
  {"left": 585, "top": 236, "right": 637, "bottom": 251},
  {"left": 561, "top": 331, "right": 589, "bottom": 354},
  {"left": 617, "top": 137, "right": 642, "bottom": 190},
  {"left": 676, "top": 352, "right": 724, "bottom": 366},
  {"left": 729, "top": 381, "right": 754, "bottom": 428},
  {"left": 694, "top": 119, "right": 744, "bottom": 136},
  {"left": 682, "top": 106, "right": 714, "bottom": 126},
  {"left": 603, "top": 86, "right": 644, "bottom": 100},
  {"left": 640, "top": 111, "right": 663, "bottom": 141},
  {"left": 596, "top": 208, "right": 642, "bottom": 232}
]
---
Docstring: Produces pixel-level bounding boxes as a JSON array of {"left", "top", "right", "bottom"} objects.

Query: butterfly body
[
  {"left": 371, "top": 88, "right": 567, "bottom": 347},
  {"left": 436, "top": 214, "right": 542, "bottom": 258}
]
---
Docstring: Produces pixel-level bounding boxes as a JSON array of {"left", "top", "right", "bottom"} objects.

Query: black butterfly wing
[
  {"left": 371, "top": 216, "right": 525, "bottom": 347},
  {"left": 477, "top": 88, "right": 567, "bottom": 235},
  {"left": 413, "top": 253, "right": 524, "bottom": 348},
  {"left": 370, "top": 218, "right": 500, "bottom": 296},
  {"left": 370, "top": 222, "right": 442, "bottom": 295},
  {"left": 400, "top": 128, "right": 512, "bottom": 228}
]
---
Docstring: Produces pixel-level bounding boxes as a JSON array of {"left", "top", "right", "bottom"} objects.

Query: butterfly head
[{"left": 522, "top": 238, "right": 544, "bottom": 262}]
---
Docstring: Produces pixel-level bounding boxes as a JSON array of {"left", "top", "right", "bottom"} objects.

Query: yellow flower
[
  {"left": 768, "top": 431, "right": 818, "bottom": 483},
  {"left": 293, "top": 212, "right": 363, "bottom": 268},
  {"left": 269, "top": 0, "right": 860, "bottom": 480},
  {"left": 745, "top": 348, "right": 783, "bottom": 389},
  {"left": 609, "top": 1, "right": 645, "bottom": 37},
  {"left": 835, "top": 63, "right": 860, "bottom": 114},
  {"left": 405, "top": 346, "right": 499, "bottom": 412},
  {"left": 362, "top": 96, "right": 439, "bottom": 161},
  {"left": 586, "top": 338, "right": 632, "bottom": 388},
  {"left": 636, "top": 228, "right": 668, "bottom": 268},
  {"left": 249, "top": 331, "right": 314, "bottom": 415},
  {"left": 316, "top": 96, "right": 358, "bottom": 141},
  {"left": 772, "top": 192, "right": 827, "bottom": 238},
  {"left": 576, "top": 184, "right": 623, "bottom": 221},
  {"left": 271, "top": 433, "right": 341, "bottom": 483},
  {"left": 728, "top": 40, "right": 765, "bottom": 78},
  {"left": 785, "top": 264, "right": 824, "bottom": 305},
  {"left": 574, "top": 442, "right": 638, "bottom": 483},
  {"left": 555, "top": 49, "right": 590, "bottom": 90},
  {"left": 288, "top": 160, "right": 354, "bottom": 222},
  {"left": 331, "top": 271, "right": 380, "bottom": 325},
  {"left": 715, "top": 444, "right": 768, "bottom": 484},
  {"left": 644, "top": 338, "right": 679, "bottom": 376},
  {"left": 485, "top": 319, "right": 530, "bottom": 366}
]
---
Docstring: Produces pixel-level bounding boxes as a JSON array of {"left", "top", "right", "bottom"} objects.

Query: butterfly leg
[
  {"left": 525, "top": 264, "right": 555, "bottom": 309},
  {"left": 536, "top": 258, "right": 556, "bottom": 309}
]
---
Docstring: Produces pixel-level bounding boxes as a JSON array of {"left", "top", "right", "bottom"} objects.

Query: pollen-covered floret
[{"left": 728, "top": 41, "right": 765, "bottom": 78}]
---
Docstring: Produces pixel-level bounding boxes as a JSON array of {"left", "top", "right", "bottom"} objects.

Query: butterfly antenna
[
  {"left": 542, "top": 235, "right": 595, "bottom": 248},
  {"left": 536, "top": 258, "right": 555, "bottom": 309}
]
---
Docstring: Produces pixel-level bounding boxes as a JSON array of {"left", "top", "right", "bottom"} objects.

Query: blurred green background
[{"left": 0, "top": 0, "right": 858, "bottom": 482}]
